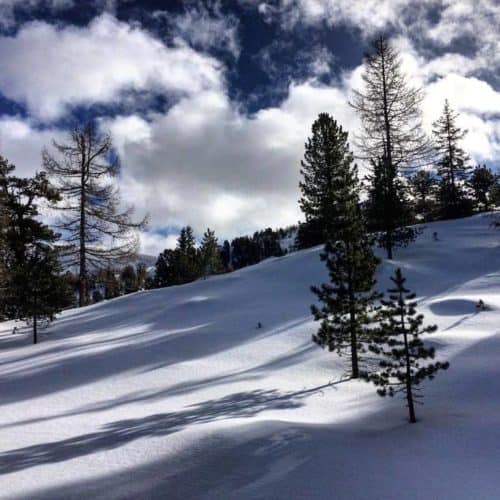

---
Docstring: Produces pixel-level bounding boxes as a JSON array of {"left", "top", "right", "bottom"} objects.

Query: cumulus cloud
[
  {"left": 0, "top": 14, "right": 224, "bottom": 120},
  {"left": 0, "top": 5, "right": 499, "bottom": 256},
  {"left": 103, "top": 79, "right": 356, "bottom": 246}
]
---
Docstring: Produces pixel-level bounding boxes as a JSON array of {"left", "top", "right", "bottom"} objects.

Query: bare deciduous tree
[
  {"left": 0, "top": 156, "right": 14, "bottom": 315},
  {"left": 350, "top": 34, "right": 431, "bottom": 171},
  {"left": 350, "top": 35, "right": 431, "bottom": 259},
  {"left": 43, "top": 122, "right": 148, "bottom": 306}
]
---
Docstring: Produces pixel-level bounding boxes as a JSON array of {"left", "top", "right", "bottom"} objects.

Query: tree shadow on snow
[
  {"left": 22, "top": 334, "right": 500, "bottom": 500},
  {"left": 0, "top": 382, "right": 340, "bottom": 475}
]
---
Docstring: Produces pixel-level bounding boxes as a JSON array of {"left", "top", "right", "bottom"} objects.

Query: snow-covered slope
[{"left": 1, "top": 213, "right": 500, "bottom": 499}]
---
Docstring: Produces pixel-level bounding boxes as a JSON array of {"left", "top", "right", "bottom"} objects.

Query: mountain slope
[{"left": 1, "top": 213, "right": 500, "bottom": 499}]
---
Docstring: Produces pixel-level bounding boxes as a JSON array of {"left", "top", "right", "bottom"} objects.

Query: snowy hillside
[{"left": 1, "top": 213, "right": 500, "bottom": 499}]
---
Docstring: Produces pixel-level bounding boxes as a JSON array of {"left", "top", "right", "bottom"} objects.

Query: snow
[{"left": 1, "top": 212, "right": 500, "bottom": 499}]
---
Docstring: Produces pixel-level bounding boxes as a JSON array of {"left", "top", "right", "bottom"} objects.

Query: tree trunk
[
  {"left": 79, "top": 149, "right": 87, "bottom": 307},
  {"left": 348, "top": 272, "right": 359, "bottom": 378},
  {"left": 401, "top": 304, "right": 416, "bottom": 423},
  {"left": 33, "top": 314, "right": 38, "bottom": 345},
  {"left": 386, "top": 230, "right": 393, "bottom": 260},
  {"left": 381, "top": 53, "right": 395, "bottom": 261},
  {"left": 350, "top": 315, "right": 359, "bottom": 378}
]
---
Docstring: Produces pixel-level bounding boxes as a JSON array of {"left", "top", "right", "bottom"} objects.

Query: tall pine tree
[
  {"left": 363, "top": 268, "right": 449, "bottom": 423},
  {"left": 433, "top": 100, "right": 472, "bottom": 219},
  {"left": 154, "top": 226, "right": 201, "bottom": 287},
  {"left": 310, "top": 118, "right": 380, "bottom": 379},
  {"left": 298, "top": 113, "right": 353, "bottom": 248}
]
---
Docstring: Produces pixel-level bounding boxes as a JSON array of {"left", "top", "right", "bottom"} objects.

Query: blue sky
[{"left": 0, "top": 0, "right": 498, "bottom": 254}]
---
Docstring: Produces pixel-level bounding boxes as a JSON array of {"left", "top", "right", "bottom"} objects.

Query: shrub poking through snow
[{"left": 363, "top": 268, "right": 449, "bottom": 423}]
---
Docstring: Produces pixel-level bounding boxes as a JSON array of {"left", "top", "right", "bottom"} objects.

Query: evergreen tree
[
  {"left": 220, "top": 240, "right": 231, "bottom": 270},
  {"left": 176, "top": 226, "right": 201, "bottom": 283},
  {"left": 8, "top": 245, "right": 72, "bottom": 343},
  {"left": 1, "top": 166, "right": 72, "bottom": 342},
  {"left": 97, "top": 267, "right": 121, "bottom": 299},
  {"left": 490, "top": 183, "right": 500, "bottom": 210},
  {"left": 200, "top": 228, "right": 223, "bottom": 276},
  {"left": 310, "top": 120, "right": 380, "bottom": 379},
  {"left": 351, "top": 35, "right": 430, "bottom": 258},
  {"left": 253, "top": 228, "right": 284, "bottom": 260},
  {"left": 136, "top": 262, "right": 148, "bottom": 290},
  {"left": 231, "top": 236, "right": 260, "bottom": 269},
  {"left": 408, "top": 169, "right": 437, "bottom": 221},
  {"left": 363, "top": 268, "right": 449, "bottom": 423},
  {"left": 469, "top": 164, "right": 497, "bottom": 211},
  {"left": 43, "top": 122, "right": 148, "bottom": 306},
  {"left": 298, "top": 113, "right": 354, "bottom": 248},
  {"left": 92, "top": 289, "right": 104, "bottom": 303},
  {"left": 433, "top": 100, "right": 472, "bottom": 218},
  {"left": 154, "top": 249, "right": 177, "bottom": 288},
  {"left": 120, "top": 264, "right": 138, "bottom": 294},
  {"left": 365, "top": 155, "right": 419, "bottom": 255},
  {"left": 154, "top": 226, "right": 201, "bottom": 287}
]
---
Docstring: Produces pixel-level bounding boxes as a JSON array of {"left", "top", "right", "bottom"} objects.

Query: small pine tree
[
  {"left": 136, "top": 262, "right": 147, "bottom": 290},
  {"left": 9, "top": 245, "right": 73, "bottom": 343},
  {"left": 310, "top": 117, "right": 380, "bottom": 379},
  {"left": 433, "top": 100, "right": 472, "bottom": 219},
  {"left": 220, "top": 240, "right": 231, "bottom": 270},
  {"left": 365, "top": 155, "right": 419, "bottom": 258},
  {"left": 154, "top": 249, "right": 176, "bottom": 288},
  {"left": 200, "top": 228, "right": 224, "bottom": 277},
  {"left": 408, "top": 169, "right": 437, "bottom": 221},
  {"left": 363, "top": 268, "right": 449, "bottom": 423},
  {"left": 176, "top": 226, "right": 201, "bottom": 283},
  {"left": 120, "top": 264, "right": 138, "bottom": 294},
  {"left": 154, "top": 226, "right": 202, "bottom": 287},
  {"left": 469, "top": 165, "right": 497, "bottom": 212},
  {"left": 230, "top": 236, "right": 260, "bottom": 269},
  {"left": 99, "top": 267, "right": 121, "bottom": 299},
  {"left": 1, "top": 167, "right": 72, "bottom": 342}
]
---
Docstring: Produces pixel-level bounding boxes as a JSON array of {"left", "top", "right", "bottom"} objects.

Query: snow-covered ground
[{"left": 1, "top": 213, "right": 500, "bottom": 499}]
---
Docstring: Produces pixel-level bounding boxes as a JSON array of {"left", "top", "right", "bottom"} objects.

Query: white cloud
[
  {"left": 156, "top": 1, "right": 240, "bottom": 58},
  {"left": 0, "top": 116, "right": 64, "bottom": 177},
  {"left": 1, "top": 5, "right": 499, "bottom": 256},
  {"left": 101, "top": 79, "right": 356, "bottom": 245},
  {"left": 3, "top": 55, "right": 499, "bottom": 256},
  {"left": 258, "top": 0, "right": 435, "bottom": 34},
  {"left": 139, "top": 232, "right": 177, "bottom": 256},
  {"left": 0, "top": 14, "right": 224, "bottom": 120}
]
